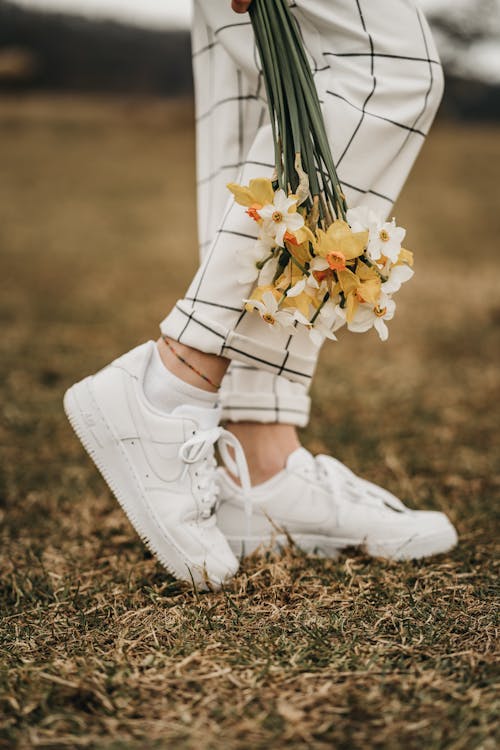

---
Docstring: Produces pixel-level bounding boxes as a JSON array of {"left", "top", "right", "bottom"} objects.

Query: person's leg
[
  {"left": 64, "top": 0, "right": 316, "bottom": 590},
  {"left": 193, "top": 0, "right": 445, "bottom": 480},
  {"left": 160, "top": 4, "right": 324, "bottom": 388},
  {"left": 63, "top": 1, "right": 317, "bottom": 589},
  {"left": 187, "top": 0, "right": 456, "bottom": 558}
]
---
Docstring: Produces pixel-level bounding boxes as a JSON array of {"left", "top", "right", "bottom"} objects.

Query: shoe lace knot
[{"left": 180, "top": 427, "right": 252, "bottom": 525}]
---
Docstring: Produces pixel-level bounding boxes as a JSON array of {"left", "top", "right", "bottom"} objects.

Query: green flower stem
[
  {"left": 250, "top": 3, "right": 284, "bottom": 187},
  {"left": 288, "top": 254, "right": 309, "bottom": 276},
  {"left": 256, "top": 252, "right": 275, "bottom": 270},
  {"left": 249, "top": 0, "right": 348, "bottom": 223},
  {"left": 277, "top": 284, "right": 292, "bottom": 307},
  {"left": 310, "top": 292, "right": 331, "bottom": 324},
  {"left": 360, "top": 256, "right": 389, "bottom": 283},
  {"left": 271, "top": 1, "right": 344, "bottom": 207}
]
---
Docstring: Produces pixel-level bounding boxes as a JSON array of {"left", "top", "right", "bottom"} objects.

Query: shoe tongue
[
  {"left": 286, "top": 447, "right": 315, "bottom": 470},
  {"left": 171, "top": 403, "right": 221, "bottom": 430}
]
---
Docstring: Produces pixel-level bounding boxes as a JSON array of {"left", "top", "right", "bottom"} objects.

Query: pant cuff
[
  {"left": 160, "top": 301, "right": 316, "bottom": 387},
  {"left": 219, "top": 390, "right": 311, "bottom": 427}
]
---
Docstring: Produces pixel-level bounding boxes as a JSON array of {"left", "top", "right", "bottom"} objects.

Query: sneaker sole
[
  {"left": 64, "top": 378, "right": 222, "bottom": 590},
  {"left": 225, "top": 534, "right": 345, "bottom": 559},
  {"left": 226, "top": 527, "right": 458, "bottom": 561}
]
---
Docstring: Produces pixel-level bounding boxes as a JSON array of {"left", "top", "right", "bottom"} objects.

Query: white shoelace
[{"left": 179, "top": 427, "right": 253, "bottom": 534}]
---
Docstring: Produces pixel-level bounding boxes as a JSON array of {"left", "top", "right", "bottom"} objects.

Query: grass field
[{"left": 0, "top": 95, "right": 499, "bottom": 749}]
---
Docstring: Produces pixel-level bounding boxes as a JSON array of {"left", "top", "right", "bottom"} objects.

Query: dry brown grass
[{"left": 0, "top": 95, "right": 499, "bottom": 749}]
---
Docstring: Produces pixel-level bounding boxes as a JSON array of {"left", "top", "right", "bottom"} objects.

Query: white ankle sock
[{"left": 144, "top": 343, "right": 218, "bottom": 413}]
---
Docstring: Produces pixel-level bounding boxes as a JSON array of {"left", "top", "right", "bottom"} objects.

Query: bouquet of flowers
[{"left": 227, "top": 0, "right": 414, "bottom": 344}]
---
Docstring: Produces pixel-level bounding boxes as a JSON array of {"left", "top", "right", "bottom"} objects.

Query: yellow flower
[
  {"left": 286, "top": 224, "right": 315, "bottom": 249},
  {"left": 227, "top": 178, "right": 275, "bottom": 209},
  {"left": 285, "top": 232, "right": 314, "bottom": 268},
  {"left": 315, "top": 220, "right": 368, "bottom": 266},
  {"left": 395, "top": 247, "right": 414, "bottom": 267},
  {"left": 337, "top": 262, "right": 382, "bottom": 323},
  {"left": 274, "top": 267, "right": 309, "bottom": 318}
]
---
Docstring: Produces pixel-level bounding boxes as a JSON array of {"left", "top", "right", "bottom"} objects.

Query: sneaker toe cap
[
  {"left": 367, "top": 510, "right": 458, "bottom": 560},
  {"left": 172, "top": 522, "right": 239, "bottom": 589}
]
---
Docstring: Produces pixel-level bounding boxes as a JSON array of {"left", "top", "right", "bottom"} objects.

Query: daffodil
[
  {"left": 276, "top": 263, "right": 316, "bottom": 319},
  {"left": 315, "top": 219, "right": 368, "bottom": 268},
  {"left": 236, "top": 233, "right": 276, "bottom": 285},
  {"left": 337, "top": 262, "right": 382, "bottom": 324},
  {"left": 286, "top": 278, "right": 307, "bottom": 298},
  {"left": 338, "top": 292, "right": 396, "bottom": 341},
  {"left": 346, "top": 205, "right": 380, "bottom": 234},
  {"left": 257, "top": 255, "right": 279, "bottom": 286},
  {"left": 382, "top": 263, "right": 414, "bottom": 295},
  {"left": 243, "top": 289, "right": 296, "bottom": 329},
  {"left": 308, "top": 219, "right": 369, "bottom": 296},
  {"left": 227, "top": 178, "right": 274, "bottom": 209},
  {"left": 346, "top": 205, "right": 405, "bottom": 264},
  {"left": 258, "top": 189, "right": 305, "bottom": 247},
  {"left": 308, "top": 255, "right": 329, "bottom": 286},
  {"left": 368, "top": 218, "right": 406, "bottom": 263},
  {"left": 308, "top": 300, "right": 344, "bottom": 346}
]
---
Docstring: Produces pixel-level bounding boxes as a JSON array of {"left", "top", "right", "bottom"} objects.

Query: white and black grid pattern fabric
[{"left": 161, "top": 0, "right": 444, "bottom": 426}]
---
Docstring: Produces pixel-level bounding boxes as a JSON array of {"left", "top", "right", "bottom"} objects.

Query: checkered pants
[{"left": 161, "top": 0, "right": 444, "bottom": 427}]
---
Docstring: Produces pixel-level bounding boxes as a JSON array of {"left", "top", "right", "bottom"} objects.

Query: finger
[{"left": 231, "top": 1, "right": 252, "bottom": 13}]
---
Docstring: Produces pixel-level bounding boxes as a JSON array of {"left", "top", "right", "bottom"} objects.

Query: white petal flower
[
  {"left": 347, "top": 206, "right": 406, "bottom": 265},
  {"left": 381, "top": 263, "right": 414, "bottom": 294},
  {"left": 306, "top": 273, "right": 320, "bottom": 290},
  {"left": 367, "top": 218, "right": 406, "bottom": 263},
  {"left": 306, "top": 301, "right": 344, "bottom": 346},
  {"left": 243, "top": 290, "right": 296, "bottom": 329},
  {"left": 306, "top": 256, "right": 329, "bottom": 291},
  {"left": 236, "top": 245, "right": 266, "bottom": 284},
  {"left": 259, "top": 189, "right": 305, "bottom": 247},
  {"left": 286, "top": 279, "right": 307, "bottom": 297},
  {"left": 258, "top": 256, "right": 278, "bottom": 286},
  {"left": 346, "top": 293, "right": 396, "bottom": 341},
  {"left": 236, "top": 234, "right": 276, "bottom": 285},
  {"left": 346, "top": 205, "right": 380, "bottom": 234}
]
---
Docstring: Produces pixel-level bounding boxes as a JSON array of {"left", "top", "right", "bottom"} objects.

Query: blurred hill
[
  {"left": 0, "top": 0, "right": 499, "bottom": 117},
  {"left": 0, "top": 0, "right": 192, "bottom": 96}
]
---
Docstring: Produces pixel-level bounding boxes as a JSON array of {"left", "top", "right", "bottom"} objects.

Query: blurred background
[
  {"left": 1, "top": 2, "right": 499, "bottom": 748},
  {"left": 1, "top": 0, "right": 500, "bottom": 113}
]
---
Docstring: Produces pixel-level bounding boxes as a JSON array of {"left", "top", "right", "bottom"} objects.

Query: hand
[{"left": 231, "top": 1, "right": 252, "bottom": 13}]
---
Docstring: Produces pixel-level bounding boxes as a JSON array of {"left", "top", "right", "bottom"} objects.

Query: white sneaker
[
  {"left": 64, "top": 341, "right": 250, "bottom": 589},
  {"left": 217, "top": 447, "right": 458, "bottom": 560}
]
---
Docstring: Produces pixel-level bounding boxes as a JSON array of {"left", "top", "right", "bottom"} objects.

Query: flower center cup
[
  {"left": 379, "top": 229, "right": 390, "bottom": 242},
  {"left": 314, "top": 270, "right": 329, "bottom": 282},
  {"left": 272, "top": 210, "right": 283, "bottom": 223},
  {"left": 246, "top": 204, "right": 262, "bottom": 222},
  {"left": 262, "top": 313, "right": 276, "bottom": 325},
  {"left": 374, "top": 305, "right": 387, "bottom": 318},
  {"left": 284, "top": 230, "right": 298, "bottom": 245},
  {"left": 326, "top": 251, "right": 347, "bottom": 271}
]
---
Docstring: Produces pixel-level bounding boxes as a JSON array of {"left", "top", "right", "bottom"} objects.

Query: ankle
[
  {"left": 225, "top": 422, "right": 301, "bottom": 484},
  {"left": 157, "top": 337, "right": 229, "bottom": 393}
]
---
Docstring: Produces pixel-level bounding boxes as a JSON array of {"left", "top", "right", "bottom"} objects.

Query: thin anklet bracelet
[{"left": 162, "top": 337, "right": 221, "bottom": 391}]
